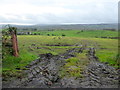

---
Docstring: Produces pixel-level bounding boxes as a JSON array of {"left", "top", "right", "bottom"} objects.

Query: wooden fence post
[{"left": 11, "top": 28, "right": 19, "bottom": 57}]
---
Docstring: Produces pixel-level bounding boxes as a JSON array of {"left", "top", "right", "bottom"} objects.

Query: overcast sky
[{"left": 0, "top": 0, "right": 119, "bottom": 25}]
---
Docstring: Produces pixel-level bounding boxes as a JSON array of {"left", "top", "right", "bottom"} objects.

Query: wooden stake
[{"left": 11, "top": 29, "right": 19, "bottom": 57}]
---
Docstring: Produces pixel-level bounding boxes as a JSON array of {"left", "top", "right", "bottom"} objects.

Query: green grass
[
  {"left": 2, "top": 30, "right": 119, "bottom": 79},
  {"left": 16, "top": 36, "right": 119, "bottom": 68},
  {"left": 32, "top": 30, "right": 118, "bottom": 38},
  {"left": 96, "top": 50, "right": 119, "bottom": 67},
  {"left": 59, "top": 53, "right": 89, "bottom": 78},
  {"left": 17, "top": 35, "right": 80, "bottom": 55},
  {"left": 2, "top": 48, "right": 37, "bottom": 79}
]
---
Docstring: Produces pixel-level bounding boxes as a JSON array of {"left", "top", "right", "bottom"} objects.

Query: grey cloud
[{"left": 0, "top": 0, "right": 118, "bottom": 24}]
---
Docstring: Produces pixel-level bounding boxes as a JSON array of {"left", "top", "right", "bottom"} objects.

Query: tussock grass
[{"left": 59, "top": 53, "right": 89, "bottom": 78}]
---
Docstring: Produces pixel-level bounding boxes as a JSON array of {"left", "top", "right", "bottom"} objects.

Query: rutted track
[
  {"left": 3, "top": 46, "right": 119, "bottom": 88},
  {"left": 80, "top": 48, "right": 119, "bottom": 88}
]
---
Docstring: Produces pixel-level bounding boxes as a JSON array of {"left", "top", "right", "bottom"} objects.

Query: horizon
[{"left": 0, "top": 22, "right": 118, "bottom": 26}]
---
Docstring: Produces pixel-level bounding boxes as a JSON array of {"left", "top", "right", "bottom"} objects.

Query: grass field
[
  {"left": 32, "top": 30, "right": 118, "bottom": 38},
  {"left": 2, "top": 30, "right": 119, "bottom": 79}
]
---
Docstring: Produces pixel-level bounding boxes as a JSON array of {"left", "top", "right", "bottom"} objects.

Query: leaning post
[{"left": 10, "top": 27, "right": 19, "bottom": 57}]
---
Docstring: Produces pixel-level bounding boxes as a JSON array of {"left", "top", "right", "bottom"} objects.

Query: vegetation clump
[{"left": 60, "top": 53, "right": 89, "bottom": 78}]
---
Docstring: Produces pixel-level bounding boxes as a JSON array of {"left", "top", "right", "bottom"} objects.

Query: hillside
[{"left": 0, "top": 23, "right": 118, "bottom": 31}]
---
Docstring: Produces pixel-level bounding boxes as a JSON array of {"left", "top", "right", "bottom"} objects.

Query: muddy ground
[{"left": 2, "top": 45, "right": 120, "bottom": 88}]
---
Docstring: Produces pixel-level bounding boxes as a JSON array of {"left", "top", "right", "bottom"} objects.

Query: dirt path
[
  {"left": 80, "top": 48, "right": 119, "bottom": 88},
  {"left": 2, "top": 46, "right": 119, "bottom": 88}
]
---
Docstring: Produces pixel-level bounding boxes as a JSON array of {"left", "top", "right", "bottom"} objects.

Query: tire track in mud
[
  {"left": 3, "top": 47, "right": 84, "bottom": 88},
  {"left": 80, "top": 47, "right": 119, "bottom": 88},
  {"left": 2, "top": 45, "right": 119, "bottom": 88}
]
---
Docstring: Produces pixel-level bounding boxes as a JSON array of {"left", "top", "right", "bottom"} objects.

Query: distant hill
[{"left": 0, "top": 23, "right": 118, "bottom": 31}]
